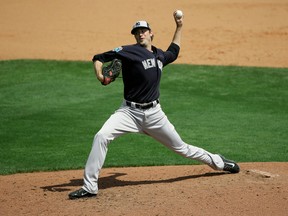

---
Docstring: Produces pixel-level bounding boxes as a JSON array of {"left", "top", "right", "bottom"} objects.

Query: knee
[
  {"left": 93, "top": 131, "right": 110, "bottom": 146},
  {"left": 169, "top": 142, "right": 190, "bottom": 156},
  {"left": 173, "top": 143, "right": 202, "bottom": 158}
]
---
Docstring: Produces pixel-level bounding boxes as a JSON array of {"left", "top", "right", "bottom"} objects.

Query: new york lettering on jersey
[{"left": 142, "top": 58, "right": 163, "bottom": 71}]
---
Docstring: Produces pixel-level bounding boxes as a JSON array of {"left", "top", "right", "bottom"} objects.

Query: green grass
[{"left": 0, "top": 60, "right": 287, "bottom": 175}]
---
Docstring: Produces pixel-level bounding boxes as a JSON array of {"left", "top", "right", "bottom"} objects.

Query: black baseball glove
[{"left": 101, "top": 59, "right": 122, "bottom": 85}]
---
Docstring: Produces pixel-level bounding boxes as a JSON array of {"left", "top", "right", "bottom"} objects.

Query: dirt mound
[{"left": 1, "top": 163, "right": 287, "bottom": 216}]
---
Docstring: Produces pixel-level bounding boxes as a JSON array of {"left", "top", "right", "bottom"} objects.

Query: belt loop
[{"left": 130, "top": 101, "right": 136, "bottom": 108}]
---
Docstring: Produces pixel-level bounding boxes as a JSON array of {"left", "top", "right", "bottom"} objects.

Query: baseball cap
[{"left": 131, "top": 21, "right": 151, "bottom": 34}]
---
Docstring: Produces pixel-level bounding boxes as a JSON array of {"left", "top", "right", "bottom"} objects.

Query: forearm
[
  {"left": 92, "top": 51, "right": 116, "bottom": 83},
  {"left": 93, "top": 60, "right": 104, "bottom": 82},
  {"left": 172, "top": 26, "right": 182, "bottom": 47}
]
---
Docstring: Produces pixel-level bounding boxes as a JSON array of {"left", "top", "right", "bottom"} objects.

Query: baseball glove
[{"left": 101, "top": 59, "right": 122, "bottom": 85}]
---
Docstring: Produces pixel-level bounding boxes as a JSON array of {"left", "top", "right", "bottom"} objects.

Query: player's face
[{"left": 134, "top": 28, "right": 153, "bottom": 47}]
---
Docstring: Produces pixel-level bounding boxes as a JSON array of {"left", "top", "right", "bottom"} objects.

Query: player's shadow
[{"left": 41, "top": 171, "right": 227, "bottom": 192}]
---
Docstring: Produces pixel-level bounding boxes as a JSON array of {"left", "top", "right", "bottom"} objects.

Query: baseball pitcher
[{"left": 69, "top": 10, "right": 240, "bottom": 200}]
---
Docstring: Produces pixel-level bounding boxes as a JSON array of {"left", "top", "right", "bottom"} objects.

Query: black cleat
[
  {"left": 218, "top": 155, "right": 240, "bottom": 173},
  {"left": 68, "top": 188, "right": 97, "bottom": 200}
]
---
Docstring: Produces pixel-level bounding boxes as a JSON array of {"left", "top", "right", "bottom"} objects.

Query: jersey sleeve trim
[{"left": 167, "top": 43, "right": 180, "bottom": 58}]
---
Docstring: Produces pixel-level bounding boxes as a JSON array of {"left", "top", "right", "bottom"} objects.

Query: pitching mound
[{"left": 1, "top": 163, "right": 288, "bottom": 215}]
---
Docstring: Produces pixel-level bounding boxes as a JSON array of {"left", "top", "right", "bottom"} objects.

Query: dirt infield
[
  {"left": 1, "top": 0, "right": 288, "bottom": 215},
  {"left": 1, "top": 0, "right": 288, "bottom": 67}
]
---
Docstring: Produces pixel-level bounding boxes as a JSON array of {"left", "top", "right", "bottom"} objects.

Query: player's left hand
[{"left": 101, "top": 59, "right": 122, "bottom": 85}]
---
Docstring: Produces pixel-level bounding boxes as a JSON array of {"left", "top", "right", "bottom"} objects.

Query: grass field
[{"left": 0, "top": 60, "right": 287, "bottom": 175}]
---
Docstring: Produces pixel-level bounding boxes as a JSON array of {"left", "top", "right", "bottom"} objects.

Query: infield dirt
[{"left": 1, "top": 0, "right": 288, "bottom": 215}]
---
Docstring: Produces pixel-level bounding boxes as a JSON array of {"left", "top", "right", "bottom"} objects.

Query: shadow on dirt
[{"left": 41, "top": 171, "right": 228, "bottom": 192}]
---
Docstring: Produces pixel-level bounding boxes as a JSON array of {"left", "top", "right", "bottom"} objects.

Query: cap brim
[{"left": 131, "top": 27, "right": 151, "bottom": 35}]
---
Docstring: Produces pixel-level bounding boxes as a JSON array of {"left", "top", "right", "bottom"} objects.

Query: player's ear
[{"left": 150, "top": 31, "right": 154, "bottom": 41}]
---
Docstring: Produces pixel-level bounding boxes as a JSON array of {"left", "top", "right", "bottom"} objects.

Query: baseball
[{"left": 175, "top": 10, "right": 183, "bottom": 19}]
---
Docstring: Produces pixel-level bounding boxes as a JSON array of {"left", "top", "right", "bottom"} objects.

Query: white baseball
[{"left": 175, "top": 10, "right": 183, "bottom": 19}]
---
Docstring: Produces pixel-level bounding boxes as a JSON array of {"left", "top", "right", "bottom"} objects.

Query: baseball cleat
[
  {"left": 68, "top": 188, "right": 97, "bottom": 200},
  {"left": 218, "top": 155, "right": 240, "bottom": 173}
]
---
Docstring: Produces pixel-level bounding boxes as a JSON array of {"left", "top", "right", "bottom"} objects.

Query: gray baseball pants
[{"left": 82, "top": 101, "right": 224, "bottom": 194}]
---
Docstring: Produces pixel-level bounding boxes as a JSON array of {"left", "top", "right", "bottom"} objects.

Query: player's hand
[
  {"left": 100, "top": 59, "right": 122, "bottom": 86},
  {"left": 173, "top": 10, "right": 183, "bottom": 28}
]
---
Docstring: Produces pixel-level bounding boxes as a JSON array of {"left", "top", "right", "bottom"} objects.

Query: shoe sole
[{"left": 69, "top": 194, "right": 97, "bottom": 200}]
